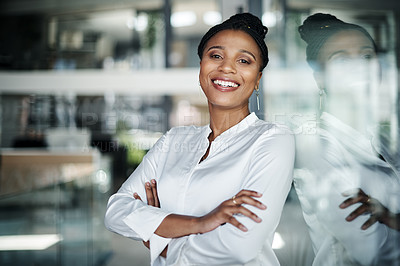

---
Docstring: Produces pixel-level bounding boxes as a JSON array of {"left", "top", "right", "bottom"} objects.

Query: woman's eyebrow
[
  {"left": 207, "top": 45, "right": 224, "bottom": 52},
  {"left": 328, "top": 50, "right": 346, "bottom": 60},
  {"left": 360, "top": 45, "right": 375, "bottom": 51},
  {"left": 239, "top": 49, "right": 257, "bottom": 61},
  {"left": 207, "top": 46, "right": 257, "bottom": 61}
]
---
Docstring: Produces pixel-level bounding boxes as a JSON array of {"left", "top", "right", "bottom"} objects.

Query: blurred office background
[{"left": 0, "top": 0, "right": 399, "bottom": 265}]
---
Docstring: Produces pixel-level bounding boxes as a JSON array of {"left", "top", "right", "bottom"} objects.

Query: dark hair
[
  {"left": 197, "top": 12, "right": 269, "bottom": 71},
  {"left": 298, "top": 13, "right": 377, "bottom": 69}
]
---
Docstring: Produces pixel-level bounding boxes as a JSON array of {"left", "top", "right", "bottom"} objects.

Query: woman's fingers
[
  {"left": 145, "top": 181, "right": 157, "bottom": 206},
  {"left": 234, "top": 205, "right": 263, "bottom": 223},
  {"left": 361, "top": 215, "right": 379, "bottom": 230},
  {"left": 236, "top": 189, "right": 263, "bottom": 199},
  {"left": 226, "top": 190, "right": 265, "bottom": 228},
  {"left": 345, "top": 204, "right": 369, "bottom": 222},
  {"left": 339, "top": 188, "right": 369, "bottom": 209},
  {"left": 199, "top": 190, "right": 266, "bottom": 234},
  {"left": 144, "top": 179, "right": 160, "bottom": 207},
  {"left": 231, "top": 195, "right": 266, "bottom": 210},
  {"left": 223, "top": 205, "right": 262, "bottom": 231},
  {"left": 150, "top": 179, "right": 160, "bottom": 208},
  {"left": 232, "top": 189, "right": 266, "bottom": 210},
  {"left": 143, "top": 240, "right": 150, "bottom": 249},
  {"left": 340, "top": 188, "right": 388, "bottom": 230},
  {"left": 227, "top": 216, "right": 248, "bottom": 232},
  {"left": 133, "top": 193, "right": 142, "bottom": 201}
]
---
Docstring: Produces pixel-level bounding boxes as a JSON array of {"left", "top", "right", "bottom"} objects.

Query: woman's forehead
[
  {"left": 205, "top": 30, "right": 261, "bottom": 55},
  {"left": 319, "top": 30, "right": 375, "bottom": 59}
]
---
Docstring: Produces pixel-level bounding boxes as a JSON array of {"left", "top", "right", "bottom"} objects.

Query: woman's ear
[{"left": 256, "top": 72, "right": 263, "bottom": 87}]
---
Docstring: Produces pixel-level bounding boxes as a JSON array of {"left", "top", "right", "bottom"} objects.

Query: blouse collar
[{"left": 206, "top": 112, "right": 259, "bottom": 142}]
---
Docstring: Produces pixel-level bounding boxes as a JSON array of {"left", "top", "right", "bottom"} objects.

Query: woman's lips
[{"left": 212, "top": 79, "right": 240, "bottom": 92}]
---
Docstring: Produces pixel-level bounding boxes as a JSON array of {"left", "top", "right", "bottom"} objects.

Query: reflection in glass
[{"left": 294, "top": 12, "right": 400, "bottom": 265}]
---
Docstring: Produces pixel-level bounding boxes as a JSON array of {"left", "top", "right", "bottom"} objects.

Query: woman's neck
[{"left": 208, "top": 104, "right": 250, "bottom": 141}]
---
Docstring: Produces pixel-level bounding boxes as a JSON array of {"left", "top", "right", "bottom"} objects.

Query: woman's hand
[
  {"left": 339, "top": 188, "right": 399, "bottom": 231},
  {"left": 136, "top": 189, "right": 266, "bottom": 239},
  {"left": 134, "top": 179, "right": 168, "bottom": 257},
  {"left": 134, "top": 179, "right": 160, "bottom": 207},
  {"left": 198, "top": 189, "right": 267, "bottom": 234}
]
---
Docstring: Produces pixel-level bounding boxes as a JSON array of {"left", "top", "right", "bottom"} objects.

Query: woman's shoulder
[
  {"left": 250, "top": 119, "right": 295, "bottom": 162},
  {"left": 252, "top": 118, "right": 294, "bottom": 139}
]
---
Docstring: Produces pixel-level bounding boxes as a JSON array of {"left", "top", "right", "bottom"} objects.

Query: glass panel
[{"left": 0, "top": 0, "right": 399, "bottom": 265}]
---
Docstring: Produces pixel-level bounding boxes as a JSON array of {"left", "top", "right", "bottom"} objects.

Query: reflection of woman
[
  {"left": 295, "top": 13, "right": 400, "bottom": 265},
  {"left": 105, "top": 13, "right": 295, "bottom": 265}
]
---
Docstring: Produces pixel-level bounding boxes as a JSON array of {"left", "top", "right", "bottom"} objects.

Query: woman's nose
[{"left": 217, "top": 59, "right": 236, "bottom": 73}]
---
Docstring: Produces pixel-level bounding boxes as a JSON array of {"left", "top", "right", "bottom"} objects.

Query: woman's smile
[{"left": 212, "top": 78, "right": 240, "bottom": 92}]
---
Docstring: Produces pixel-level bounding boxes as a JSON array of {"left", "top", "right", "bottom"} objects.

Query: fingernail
[
  {"left": 151, "top": 179, "right": 156, "bottom": 184},
  {"left": 240, "top": 225, "right": 248, "bottom": 231},
  {"left": 133, "top": 192, "right": 138, "bottom": 197},
  {"left": 146, "top": 182, "right": 150, "bottom": 187},
  {"left": 339, "top": 203, "right": 345, "bottom": 208}
]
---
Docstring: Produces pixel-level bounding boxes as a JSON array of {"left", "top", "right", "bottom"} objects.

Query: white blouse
[{"left": 105, "top": 113, "right": 295, "bottom": 265}]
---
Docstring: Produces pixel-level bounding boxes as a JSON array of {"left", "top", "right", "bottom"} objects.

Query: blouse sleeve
[
  {"left": 165, "top": 127, "right": 295, "bottom": 265},
  {"left": 104, "top": 132, "right": 173, "bottom": 262}
]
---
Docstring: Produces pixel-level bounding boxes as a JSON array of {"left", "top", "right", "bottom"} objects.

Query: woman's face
[
  {"left": 316, "top": 29, "right": 380, "bottom": 131},
  {"left": 317, "top": 29, "right": 378, "bottom": 91},
  {"left": 199, "top": 29, "right": 263, "bottom": 111}
]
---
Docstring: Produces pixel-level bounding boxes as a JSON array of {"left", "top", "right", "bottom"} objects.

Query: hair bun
[
  {"left": 299, "top": 13, "right": 344, "bottom": 43},
  {"left": 227, "top": 13, "right": 268, "bottom": 39}
]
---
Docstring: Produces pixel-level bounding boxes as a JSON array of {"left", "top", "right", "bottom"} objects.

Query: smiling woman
[
  {"left": 199, "top": 30, "right": 262, "bottom": 112},
  {"left": 104, "top": 12, "right": 295, "bottom": 266}
]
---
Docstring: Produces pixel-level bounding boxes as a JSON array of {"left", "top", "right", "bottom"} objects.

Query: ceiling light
[
  {"left": 136, "top": 14, "right": 148, "bottom": 32},
  {"left": 171, "top": 11, "right": 197, "bottom": 28},
  {"left": 126, "top": 14, "right": 148, "bottom": 31},
  {"left": 203, "top": 11, "right": 222, "bottom": 26},
  {"left": 0, "top": 234, "right": 63, "bottom": 251},
  {"left": 262, "top": 12, "right": 277, "bottom": 28}
]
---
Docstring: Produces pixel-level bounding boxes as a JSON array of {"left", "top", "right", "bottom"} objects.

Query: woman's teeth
[{"left": 213, "top": 80, "right": 239, "bottom": 88}]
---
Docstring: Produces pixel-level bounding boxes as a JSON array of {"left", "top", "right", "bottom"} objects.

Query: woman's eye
[
  {"left": 362, "top": 54, "right": 374, "bottom": 60},
  {"left": 210, "top": 54, "right": 222, "bottom": 59},
  {"left": 330, "top": 56, "right": 348, "bottom": 64},
  {"left": 239, "top": 59, "right": 250, "bottom": 64}
]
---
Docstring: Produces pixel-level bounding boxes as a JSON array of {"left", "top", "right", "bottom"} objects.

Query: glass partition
[{"left": 0, "top": 0, "right": 399, "bottom": 265}]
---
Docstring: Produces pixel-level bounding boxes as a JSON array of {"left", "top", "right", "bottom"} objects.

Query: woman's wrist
[
  {"left": 194, "top": 216, "right": 210, "bottom": 234},
  {"left": 379, "top": 210, "right": 400, "bottom": 231},
  {"left": 155, "top": 214, "right": 204, "bottom": 238}
]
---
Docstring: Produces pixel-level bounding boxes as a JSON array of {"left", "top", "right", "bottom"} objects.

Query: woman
[
  {"left": 295, "top": 13, "right": 400, "bottom": 265},
  {"left": 105, "top": 13, "right": 295, "bottom": 265}
]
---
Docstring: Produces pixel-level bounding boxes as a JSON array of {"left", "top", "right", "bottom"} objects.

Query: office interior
[{"left": 0, "top": 0, "right": 399, "bottom": 265}]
